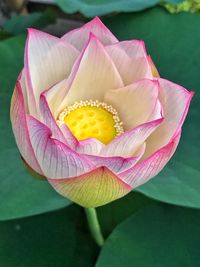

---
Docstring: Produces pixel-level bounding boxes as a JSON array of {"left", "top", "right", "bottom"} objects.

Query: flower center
[{"left": 57, "top": 100, "right": 124, "bottom": 144}]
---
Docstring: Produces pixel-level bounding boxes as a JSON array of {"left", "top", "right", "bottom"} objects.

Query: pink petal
[
  {"left": 76, "top": 138, "right": 105, "bottom": 155},
  {"left": 48, "top": 167, "right": 132, "bottom": 208},
  {"left": 18, "top": 70, "right": 29, "bottom": 112},
  {"left": 26, "top": 115, "right": 95, "bottom": 179},
  {"left": 10, "top": 78, "right": 43, "bottom": 175},
  {"left": 59, "top": 33, "right": 123, "bottom": 111},
  {"left": 87, "top": 143, "right": 145, "bottom": 173},
  {"left": 119, "top": 131, "right": 181, "bottom": 188},
  {"left": 106, "top": 40, "right": 153, "bottom": 85},
  {"left": 104, "top": 79, "right": 160, "bottom": 130},
  {"left": 143, "top": 78, "right": 194, "bottom": 159},
  {"left": 59, "top": 123, "right": 78, "bottom": 150},
  {"left": 147, "top": 99, "right": 163, "bottom": 121},
  {"left": 101, "top": 118, "right": 163, "bottom": 158},
  {"left": 43, "top": 79, "right": 69, "bottom": 119},
  {"left": 24, "top": 28, "right": 79, "bottom": 116},
  {"left": 39, "top": 93, "right": 67, "bottom": 143},
  {"left": 60, "top": 127, "right": 105, "bottom": 155},
  {"left": 62, "top": 17, "right": 118, "bottom": 51}
]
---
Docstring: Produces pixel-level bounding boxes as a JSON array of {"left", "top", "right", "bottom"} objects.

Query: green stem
[{"left": 84, "top": 207, "right": 104, "bottom": 247}]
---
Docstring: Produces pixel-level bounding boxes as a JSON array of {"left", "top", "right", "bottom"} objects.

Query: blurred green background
[{"left": 0, "top": 0, "right": 200, "bottom": 266}]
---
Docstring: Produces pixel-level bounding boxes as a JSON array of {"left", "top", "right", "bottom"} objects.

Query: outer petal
[
  {"left": 58, "top": 33, "right": 123, "bottom": 112},
  {"left": 104, "top": 79, "right": 160, "bottom": 130},
  {"left": 143, "top": 78, "right": 194, "bottom": 159},
  {"left": 106, "top": 40, "right": 153, "bottom": 85},
  {"left": 26, "top": 115, "right": 94, "bottom": 179},
  {"left": 25, "top": 28, "right": 79, "bottom": 116},
  {"left": 101, "top": 118, "right": 163, "bottom": 158},
  {"left": 86, "top": 143, "right": 145, "bottom": 173},
  {"left": 62, "top": 17, "right": 118, "bottom": 51},
  {"left": 10, "top": 79, "right": 43, "bottom": 175},
  {"left": 119, "top": 131, "right": 181, "bottom": 188},
  {"left": 48, "top": 167, "right": 132, "bottom": 208}
]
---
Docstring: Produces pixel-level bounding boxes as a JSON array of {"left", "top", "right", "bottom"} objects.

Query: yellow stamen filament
[{"left": 57, "top": 100, "right": 124, "bottom": 145}]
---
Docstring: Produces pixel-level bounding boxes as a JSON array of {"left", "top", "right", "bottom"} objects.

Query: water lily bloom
[{"left": 10, "top": 17, "right": 193, "bottom": 208}]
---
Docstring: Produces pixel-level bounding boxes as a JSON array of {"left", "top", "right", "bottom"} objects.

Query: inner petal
[{"left": 57, "top": 100, "right": 124, "bottom": 145}]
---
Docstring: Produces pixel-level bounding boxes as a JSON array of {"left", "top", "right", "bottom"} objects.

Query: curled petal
[
  {"left": 143, "top": 78, "right": 194, "bottom": 159},
  {"left": 62, "top": 17, "right": 118, "bottom": 51},
  {"left": 59, "top": 123, "right": 78, "bottom": 150},
  {"left": 43, "top": 79, "right": 69, "bottom": 119},
  {"left": 40, "top": 93, "right": 67, "bottom": 144},
  {"left": 106, "top": 40, "right": 153, "bottom": 85},
  {"left": 48, "top": 167, "right": 132, "bottom": 208},
  {"left": 10, "top": 79, "right": 43, "bottom": 175},
  {"left": 119, "top": 131, "right": 181, "bottom": 188},
  {"left": 25, "top": 28, "right": 79, "bottom": 116},
  {"left": 104, "top": 79, "right": 160, "bottom": 130},
  {"left": 147, "top": 99, "right": 163, "bottom": 121},
  {"left": 76, "top": 138, "right": 105, "bottom": 155},
  {"left": 26, "top": 115, "right": 94, "bottom": 179},
  {"left": 101, "top": 118, "right": 163, "bottom": 158},
  {"left": 87, "top": 143, "right": 145, "bottom": 173},
  {"left": 60, "top": 126, "right": 105, "bottom": 155}
]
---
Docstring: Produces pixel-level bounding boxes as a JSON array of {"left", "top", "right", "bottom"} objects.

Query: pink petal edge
[
  {"left": 105, "top": 40, "right": 153, "bottom": 85},
  {"left": 10, "top": 78, "right": 43, "bottom": 175},
  {"left": 86, "top": 143, "right": 145, "bottom": 173},
  {"left": 62, "top": 17, "right": 118, "bottom": 51},
  {"left": 101, "top": 117, "right": 163, "bottom": 158},
  {"left": 24, "top": 28, "right": 79, "bottom": 117},
  {"left": 58, "top": 32, "right": 123, "bottom": 112},
  {"left": 119, "top": 130, "right": 181, "bottom": 188},
  {"left": 26, "top": 115, "right": 95, "bottom": 179}
]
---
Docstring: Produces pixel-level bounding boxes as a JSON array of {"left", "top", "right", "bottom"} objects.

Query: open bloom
[{"left": 10, "top": 17, "right": 193, "bottom": 208}]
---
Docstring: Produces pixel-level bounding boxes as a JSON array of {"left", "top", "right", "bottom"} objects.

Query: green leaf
[
  {"left": 0, "top": 35, "right": 25, "bottom": 151},
  {"left": 98, "top": 192, "right": 154, "bottom": 237},
  {"left": 0, "top": 148, "right": 70, "bottom": 221},
  {"left": 167, "top": 0, "right": 184, "bottom": 3},
  {"left": 3, "top": 9, "right": 56, "bottom": 35},
  {"left": 96, "top": 203, "right": 200, "bottom": 267},
  {"left": 0, "top": 29, "right": 13, "bottom": 41},
  {"left": 0, "top": 35, "right": 71, "bottom": 221},
  {"left": 55, "top": 0, "right": 160, "bottom": 17},
  {"left": 104, "top": 8, "right": 200, "bottom": 208},
  {"left": 55, "top": 0, "right": 186, "bottom": 17},
  {"left": 0, "top": 205, "right": 98, "bottom": 267}
]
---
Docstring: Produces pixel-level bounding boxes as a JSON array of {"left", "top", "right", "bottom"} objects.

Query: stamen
[{"left": 57, "top": 100, "right": 124, "bottom": 144}]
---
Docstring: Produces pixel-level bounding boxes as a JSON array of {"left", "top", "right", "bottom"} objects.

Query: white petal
[
  {"left": 106, "top": 40, "right": 153, "bottom": 85},
  {"left": 62, "top": 17, "right": 118, "bottom": 51},
  {"left": 25, "top": 29, "right": 79, "bottom": 116},
  {"left": 100, "top": 119, "right": 162, "bottom": 157},
  {"left": 143, "top": 78, "right": 193, "bottom": 159},
  {"left": 58, "top": 33, "right": 123, "bottom": 112},
  {"left": 104, "top": 79, "right": 159, "bottom": 130}
]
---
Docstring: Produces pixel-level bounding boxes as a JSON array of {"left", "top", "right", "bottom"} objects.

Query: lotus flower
[{"left": 10, "top": 17, "right": 193, "bottom": 208}]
